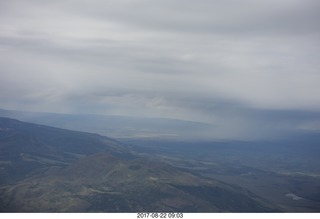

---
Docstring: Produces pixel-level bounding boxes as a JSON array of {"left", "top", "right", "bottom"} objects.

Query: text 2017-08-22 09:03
[{"left": 137, "top": 213, "right": 183, "bottom": 218}]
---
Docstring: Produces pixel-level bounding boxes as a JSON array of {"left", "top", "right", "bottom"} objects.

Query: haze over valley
[
  {"left": 1, "top": 0, "right": 320, "bottom": 213},
  {"left": 0, "top": 112, "right": 320, "bottom": 212}
]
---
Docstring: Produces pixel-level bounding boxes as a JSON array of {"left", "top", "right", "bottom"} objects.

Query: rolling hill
[{"left": 0, "top": 117, "right": 278, "bottom": 212}]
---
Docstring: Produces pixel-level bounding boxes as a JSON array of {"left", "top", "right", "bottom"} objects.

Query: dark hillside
[{"left": 0, "top": 117, "right": 278, "bottom": 212}]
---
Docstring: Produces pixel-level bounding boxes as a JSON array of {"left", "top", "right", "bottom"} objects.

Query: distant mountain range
[
  {"left": 0, "top": 117, "right": 278, "bottom": 212},
  {"left": 0, "top": 108, "right": 214, "bottom": 140}
]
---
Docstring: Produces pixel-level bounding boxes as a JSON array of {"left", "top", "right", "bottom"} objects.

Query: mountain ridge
[
  {"left": 0, "top": 108, "right": 214, "bottom": 140},
  {"left": 0, "top": 117, "right": 279, "bottom": 212}
]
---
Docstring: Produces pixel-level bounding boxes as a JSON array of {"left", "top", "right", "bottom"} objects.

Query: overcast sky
[{"left": 1, "top": 0, "right": 320, "bottom": 139}]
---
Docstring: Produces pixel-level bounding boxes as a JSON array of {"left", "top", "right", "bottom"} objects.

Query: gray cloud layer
[{"left": 1, "top": 0, "right": 320, "bottom": 139}]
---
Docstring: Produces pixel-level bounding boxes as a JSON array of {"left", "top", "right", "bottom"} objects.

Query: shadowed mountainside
[
  {"left": 0, "top": 117, "right": 132, "bottom": 184},
  {"left": 0, "top": 117, "right": 278, "bottom": 212}
]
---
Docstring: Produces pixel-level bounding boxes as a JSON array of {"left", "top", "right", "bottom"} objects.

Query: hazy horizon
[{"left": 1, "top": 0, "right": 320, "bottom": 140}]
